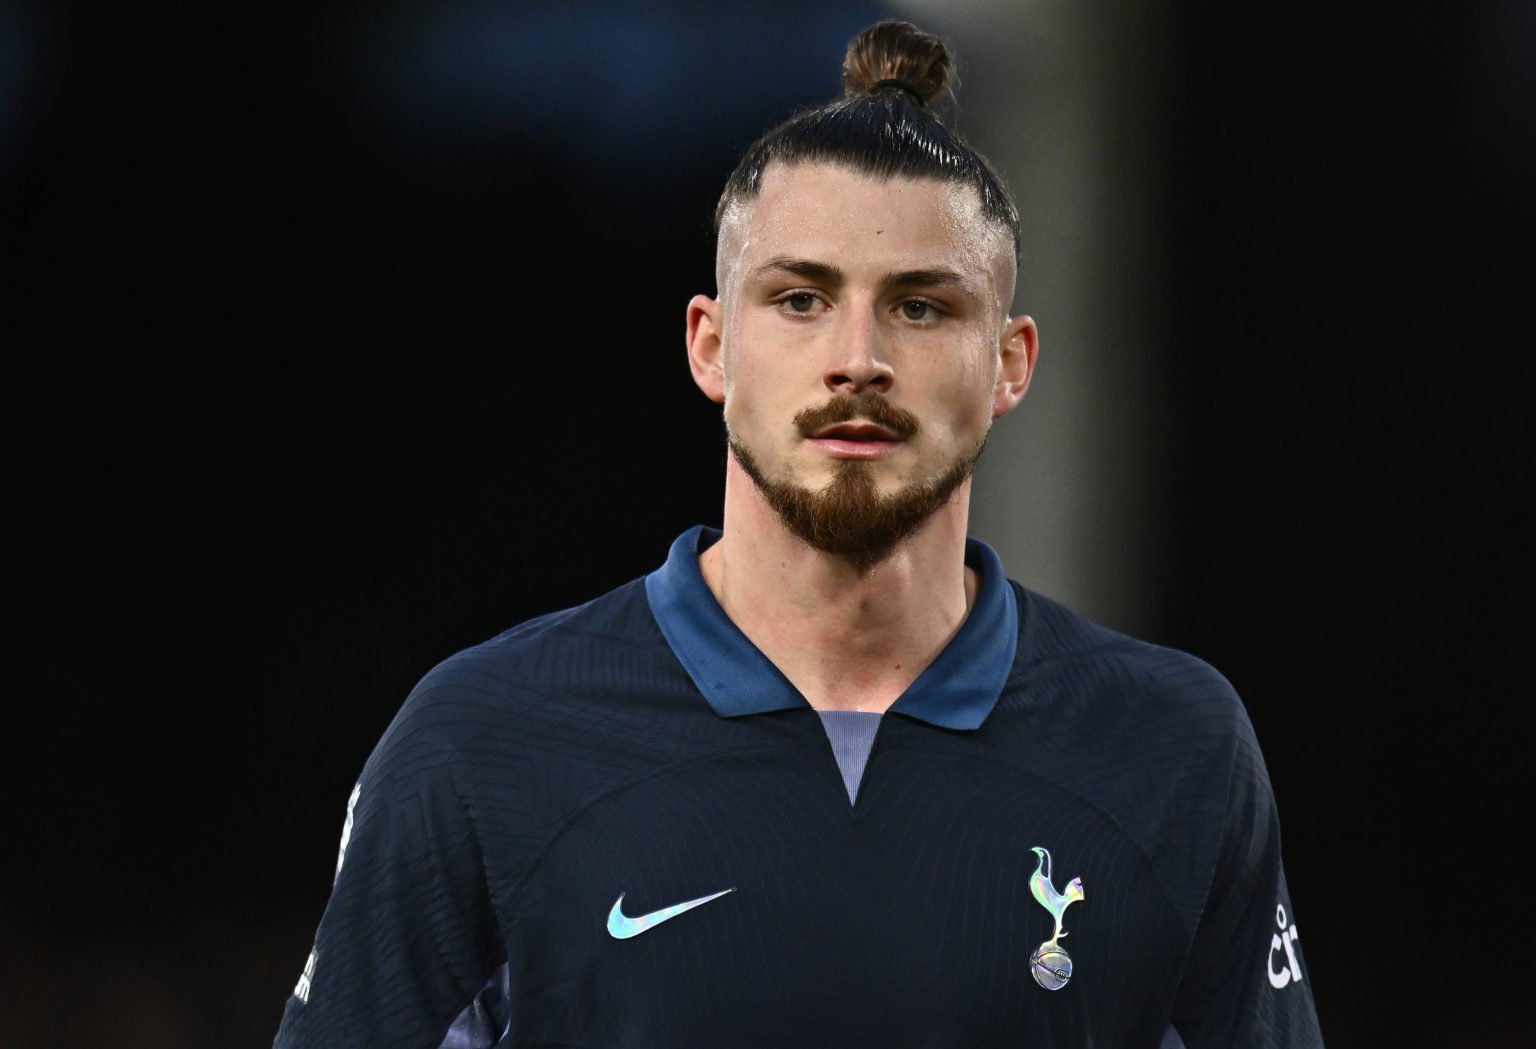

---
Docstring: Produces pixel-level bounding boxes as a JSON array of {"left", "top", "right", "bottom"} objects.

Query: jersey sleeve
[
  {"left": 273, "top": 689, "right": 505, "bottom": 1049},
  {"left": 1168, "top": 707, "right": 1325, "bottom": 1048}
]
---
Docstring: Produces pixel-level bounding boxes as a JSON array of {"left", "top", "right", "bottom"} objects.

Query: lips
[
  {"left": 809, "top": 421, "right": 902, "bottom": 442},
  {"left": 805, "top": 417, "right": 907, "bottom": 461}
]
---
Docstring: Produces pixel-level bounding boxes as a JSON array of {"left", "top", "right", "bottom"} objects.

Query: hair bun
[{"left": 841, "top": 20, "right": 953, "bottom": 107}]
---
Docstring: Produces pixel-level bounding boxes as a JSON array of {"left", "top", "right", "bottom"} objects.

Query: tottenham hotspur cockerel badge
[{"left": 1028, "top": 846, "right": 1085, "bottom": 990}]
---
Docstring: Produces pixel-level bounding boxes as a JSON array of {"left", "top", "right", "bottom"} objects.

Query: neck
[{"left": 698, "top": 457, "right": 978, "bottom": 713}]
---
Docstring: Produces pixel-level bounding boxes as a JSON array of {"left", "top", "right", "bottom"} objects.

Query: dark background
[{"left": 5, "top": 1, "right": 1531, "bottom": 1046}]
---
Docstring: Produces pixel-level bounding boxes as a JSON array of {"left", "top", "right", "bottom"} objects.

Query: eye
[
  {"left": 773, "top": 290, "right": 826, "bottom": 316},
  {"left": 900, "top": 299, "right": 937, "bottom": 321}
]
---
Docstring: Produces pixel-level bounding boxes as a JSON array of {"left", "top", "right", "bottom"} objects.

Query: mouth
[
  {"left": 792, "top": 393, "right": 920, "bottom": 462},
  {"left": 806, "top": 419, "right": 905, "bottom": 461},
  {"left": 809, "top": 421, "right": 902, "bottom": 442}
]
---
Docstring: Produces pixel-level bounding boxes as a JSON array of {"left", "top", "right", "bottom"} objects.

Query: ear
[
  {"left": 686, "top": 294, "right": 726, "bottom": 404},
  {"left": 992, "top": 313, "right": 1038, "bottom": 419}
]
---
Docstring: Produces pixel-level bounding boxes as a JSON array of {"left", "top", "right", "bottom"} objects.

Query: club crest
[{"left": 1028, "top": 845, "right": 1085, "bottom": 990}]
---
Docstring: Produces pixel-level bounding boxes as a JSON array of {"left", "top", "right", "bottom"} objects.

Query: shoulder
[
  {"left": 1006, "top": 580, "right": 1251, "bottom": 740},
  {"left": 418, "top": 575, "right": 659, "bottom": 704},
  {"left": 997, "top": 581, "right": 1267, "bottom": 835},
  {"left": 361, "top": 575, "right": 667, "bottom": 784}
]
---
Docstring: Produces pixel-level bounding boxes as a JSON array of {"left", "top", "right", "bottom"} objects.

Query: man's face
[{"left": 695, "top": 162, "right": 1029, "bottom": 567}]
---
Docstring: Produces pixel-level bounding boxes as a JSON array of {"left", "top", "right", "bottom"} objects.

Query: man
[{"left": 275, "top": 20, "right": 1323, "bottom": 1048}]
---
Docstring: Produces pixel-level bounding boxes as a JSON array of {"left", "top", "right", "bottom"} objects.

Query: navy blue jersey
[{"left": 274, "top": 527, "right": 1323, "bottom": 1048}]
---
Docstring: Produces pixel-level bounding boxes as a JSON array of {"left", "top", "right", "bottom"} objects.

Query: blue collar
[{"left": 644, "top": 526, "right": 1018, "bottom": 730}]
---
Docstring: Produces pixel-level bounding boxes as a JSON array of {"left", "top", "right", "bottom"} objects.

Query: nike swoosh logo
[{"left": 606, "top": 888, "right": 735, "bottom": 939}]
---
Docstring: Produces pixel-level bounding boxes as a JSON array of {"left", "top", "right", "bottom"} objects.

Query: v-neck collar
[{"left": 643, "top": 526, "right": 1018, "bottom": 730}]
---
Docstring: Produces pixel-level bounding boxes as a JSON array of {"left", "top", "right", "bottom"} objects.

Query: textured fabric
[
  {"left": 438, "top": 965, "right": 509, "bottom": 1048},
  {"left": 273, "top": 526, "right": 1325, "bottom": 1049},
  {"left": 816, "top": 711, "right": 882, "bottom": 804}
]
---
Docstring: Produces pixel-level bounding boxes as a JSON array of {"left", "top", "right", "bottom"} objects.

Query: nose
[{"left": 823, "top": 311, "right": 894, "bottom": 394}]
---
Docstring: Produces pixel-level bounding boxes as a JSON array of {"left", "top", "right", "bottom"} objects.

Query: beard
[{"left": 727, "top": 393, "right": 987, "bottom": 573}]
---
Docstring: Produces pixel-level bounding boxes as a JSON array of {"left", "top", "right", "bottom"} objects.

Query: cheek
[
  {"left": 721, "top": 337, "right": 800, "bottom": 418},
  {"left": 930, "top": 350, "right": 997, "bottom": 427},
  {"left": 719, "top": 360, "right": 767, "bottom": 432}
]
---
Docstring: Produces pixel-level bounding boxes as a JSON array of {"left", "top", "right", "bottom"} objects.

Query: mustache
[{"left": 793, "top": 393, "right": 920, "bottom": 440}]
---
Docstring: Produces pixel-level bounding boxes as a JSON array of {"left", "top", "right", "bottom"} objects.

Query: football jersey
[{"left": 273, "top": 526, "right": 1323, "bottom": 1048}]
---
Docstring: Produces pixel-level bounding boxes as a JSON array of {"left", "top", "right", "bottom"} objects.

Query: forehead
[{"left": 718, "top": 162, "right": 1013, "bottom": 299}]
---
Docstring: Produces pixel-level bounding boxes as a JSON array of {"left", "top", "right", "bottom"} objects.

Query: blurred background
[{"left": 5, "top": 0, "right": 1531, "bottom": 1045}]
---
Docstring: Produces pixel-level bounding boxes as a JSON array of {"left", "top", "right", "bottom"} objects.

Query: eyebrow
[
  {"left": 753, "top": 256, "right": 977, "bottom": 296},
  {"left": 754, "top": 256, "right": 844, "bottom": 285}
]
